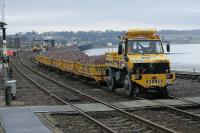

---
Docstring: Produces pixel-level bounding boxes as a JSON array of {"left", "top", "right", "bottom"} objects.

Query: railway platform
[
  {"left": 0, "top": 98, "right": 198, "bottom": 133},
  {"left": 0, "top": 106, "right": 73, "bottom": 133}
]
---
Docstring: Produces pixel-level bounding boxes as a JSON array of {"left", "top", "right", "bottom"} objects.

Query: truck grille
[{"left": 133, "top": 63, "right": 170, "bottom": 74}]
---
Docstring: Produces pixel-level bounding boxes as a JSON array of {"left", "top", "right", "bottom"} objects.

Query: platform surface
[
  {"left": 186, "top": 97, "right": 200, "bottom": 104},
  {"left": 0, "top": 106, "right": 74, "bottom": 133}
]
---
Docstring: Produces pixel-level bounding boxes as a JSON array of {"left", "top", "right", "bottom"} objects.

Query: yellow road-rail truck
[
  {"left": 36, "top": 28, "right": 175, "bottom": 97},
  {"left": 105, "top": 29, "right": 175, "bottom": 96}
]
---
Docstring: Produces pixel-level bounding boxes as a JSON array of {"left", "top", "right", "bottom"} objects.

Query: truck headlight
[{"left": 166, "top": 73, "right": 173, "bottom": 79}]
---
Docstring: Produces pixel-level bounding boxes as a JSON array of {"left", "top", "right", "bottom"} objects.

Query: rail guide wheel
[
  {"left": 106, "top": 69, "right": 116, "bottom": 92},
  {"left": 160, "top": 87, "right": 169, "bottom": 97},
  {"left": 124, "top": 74, "right": 140, "bottom": 97}
]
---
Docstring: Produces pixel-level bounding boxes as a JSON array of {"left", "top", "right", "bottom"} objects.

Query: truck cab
[{"left": 105, "top": 29, "right": 175, "bottom": 97}]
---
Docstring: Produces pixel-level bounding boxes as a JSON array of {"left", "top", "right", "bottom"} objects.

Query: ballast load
[{"left": 36, "top": 28, "right": 175, "bottom": 97}]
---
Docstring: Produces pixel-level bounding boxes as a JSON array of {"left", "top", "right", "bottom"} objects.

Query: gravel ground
[
  {"left": 19, "top": 52, "right": 200, "bottom": 104},
  {"left": 50, "top": 111, "right": 157, "bottom": 133},
  {"left": 30, "top": 56, "right": 200, "bottom": 99},
  {"left": 14, "top": 58, "right": 93, "bottom": 105},
  {"left": 28, "top": 55, "right": 200, "bottom": 132},
  {"left": 132, "top": 108, "right": 200, "bottom": 133},
  {"left": 179, "top": 106, "right": 200, "bottom": 115},
  {"left": 168, "top": 78, "right": 200, "bottom": 98},
  {"left": 51, "top": 113, "right": 102, "bottom": 133},
  {"left": 22, "top": 56, "right": 135, "bottom": 103},
  {"left": 6, "top": 52, "right": 200, "bottom": 133},
  {"left": 88, "top": 111, "right": 157, "bottom": 133},
  {"left": 49, "top": 108, "right": 200, "bottom": 133},
  {"left": 0, "top": 63, "right": 63, "bottom": 107}
]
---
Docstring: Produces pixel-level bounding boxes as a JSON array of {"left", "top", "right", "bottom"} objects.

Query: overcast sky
[{"left": 4, "top": 0, "right": 200, "bottom": 34}]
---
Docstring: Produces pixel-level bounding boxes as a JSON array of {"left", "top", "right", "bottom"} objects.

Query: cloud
[{"left": 5, "top": 0, "right": 200, "bottom": 34}]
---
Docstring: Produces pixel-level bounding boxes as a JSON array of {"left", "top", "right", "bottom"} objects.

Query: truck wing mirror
[
  {"left": 118, "top": 44, "right": 122, "bottom": 55},
  {"left": 166, "top": 44, "right": 170, "bottom": 52},
  {"left": 163, "top": 41, "right": 170, "bottom": 53},
  {"left": 124, "top": 56, "right": 129, "bottom": 62}
]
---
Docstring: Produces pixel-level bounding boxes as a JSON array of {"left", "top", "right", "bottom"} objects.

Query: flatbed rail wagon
[{"left": 36, "top": 55, "right": 106, "bottom": 82}]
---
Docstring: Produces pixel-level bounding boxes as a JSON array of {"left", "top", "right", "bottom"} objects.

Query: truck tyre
[
  {"left": 124, "top": 74, "right": 133, "bottom": 96},
  {"left": 124, "top": 74, "right": 141, "bottom": 97},
  {"left": 106, "top": 69, "right": 116, "bottom": 92}
]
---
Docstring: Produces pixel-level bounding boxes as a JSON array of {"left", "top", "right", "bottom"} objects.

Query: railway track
[
  {"left": 12, "top": 58, "right": 114, "bottom": 132},
  {"left": 137, "top": 96, "right": 200, "bottom": 120},
  {"left": 10, "top": 65, "right": 63, "bottom": 106},
  {"left": 133, "top": 96, "right": 200, "bottom": 132},
  {"left": 26, "top": 56, "right": 135, "bottom": 103},
  {"left": 175, "top": 72, "right": 200, "bottom": 82},
  {"left": 28, "top": 56, "right": 171, "bottom": 101},
  {"left": 11, "top": 55, "right": 176, "bottom": 132},
  {"left": 13, "top": 54, "right": 200, "bottom": 132}
]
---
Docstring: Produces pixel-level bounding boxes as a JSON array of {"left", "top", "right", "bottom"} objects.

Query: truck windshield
[{"left": 127, "top": 40, "right": 163, "bottom": 54}]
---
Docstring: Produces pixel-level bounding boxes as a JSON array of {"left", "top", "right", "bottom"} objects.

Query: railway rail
[
  {"left": 12, "top": 54, "right": 200, "bottom": 132},
  {"left": 137, "top": 96, "right": 200, "bottom": 121},
  {"left": 12, "top": 57, "right": 115, "bottom": 132},
  {"left": 11, "top": 55, "right": 176, "bottom": 133}
]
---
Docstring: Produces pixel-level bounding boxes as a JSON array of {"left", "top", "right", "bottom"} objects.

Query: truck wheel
[
  {"left": 124, "top": 75, "right": 141, "bottom": 97},
  {"left": 106, "top": 69, "right": 116, "bottom": 92},
  {"left": 124, "top": 74, "right": 133, "bottom": 96}
]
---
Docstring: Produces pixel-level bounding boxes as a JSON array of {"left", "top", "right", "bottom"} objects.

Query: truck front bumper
[{"left": 131, "top": 73, "right": 175, "bottom": 89}]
